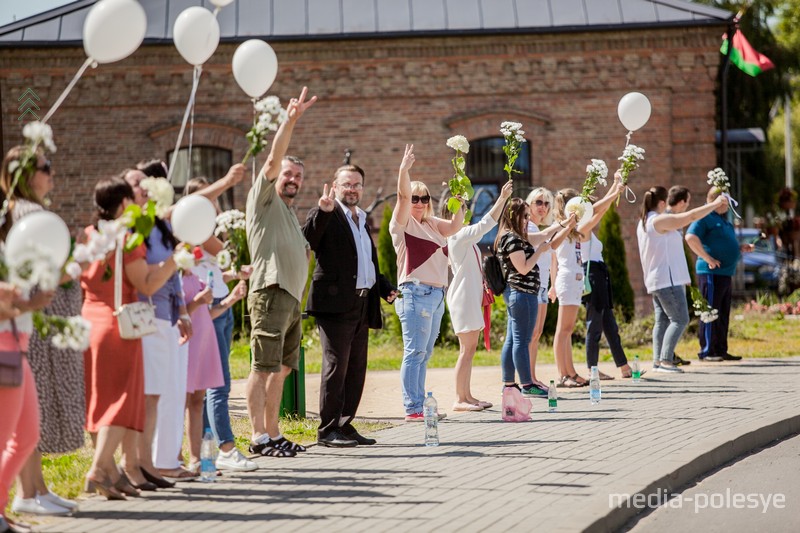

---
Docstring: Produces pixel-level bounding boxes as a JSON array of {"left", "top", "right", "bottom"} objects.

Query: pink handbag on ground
[{"left": 501, "top": 386, "right": 532, "bottom": 422}]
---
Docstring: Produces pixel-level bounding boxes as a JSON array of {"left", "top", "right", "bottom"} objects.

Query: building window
[
  {"left": 466, "top": 137, "right": 532, "bottom": 249},
  {"left": 167, "top": 146, "right": 234, "bottom": 210}
]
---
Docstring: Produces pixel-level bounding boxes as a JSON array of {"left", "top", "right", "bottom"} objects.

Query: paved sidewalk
[{"left": 38, "top": 358, "right": 800, "bottom": 532}]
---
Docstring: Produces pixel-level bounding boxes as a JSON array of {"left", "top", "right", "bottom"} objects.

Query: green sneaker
[{"left": 521, "top": 384, "right": 548, "bottom": 398}]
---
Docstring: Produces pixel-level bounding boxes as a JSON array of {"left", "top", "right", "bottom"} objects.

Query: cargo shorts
[{"left": 247, "top": 285, "right": 301, "bottom": 373}]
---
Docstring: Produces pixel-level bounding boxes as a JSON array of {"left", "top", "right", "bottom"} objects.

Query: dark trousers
[
  {"left": 697, "top": 273, "right": 732, "bottom": 359},
  {"left": 315, "top": 297, "right": 369, "bottom": 438},
  {"left": 584, "top": 262, "right": 628, "bottom": 369}
]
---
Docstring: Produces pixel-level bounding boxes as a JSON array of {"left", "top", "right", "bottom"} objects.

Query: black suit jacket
[{"left": 302, "top": 204, "right": 394, "bottom": 329}]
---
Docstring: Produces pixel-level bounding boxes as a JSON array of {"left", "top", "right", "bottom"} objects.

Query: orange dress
[{"left": 81, "top": 239, "right": 147, "bottom": 433}]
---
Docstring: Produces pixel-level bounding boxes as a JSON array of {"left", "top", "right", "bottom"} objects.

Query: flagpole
[{"left": 720, "top": 11, "right": 742, "bottom": 174}]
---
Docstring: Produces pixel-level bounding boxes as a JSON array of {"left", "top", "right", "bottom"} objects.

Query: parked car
[{"left": 735, "top": 228, "right": 785, "bottom": 289}]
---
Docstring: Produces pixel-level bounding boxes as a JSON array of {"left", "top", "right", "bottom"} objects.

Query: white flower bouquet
[
  {"left": 1, "top": 121, "right": 57, "bottom": 224},
  {"left": 707, "top": 167, "right": 731, "bottom": 194},
  {"left": 618, "top": 144, "right": 645, "bottom": 185},
  {"left": 215, "top": 209, "right": 249, "bottom": 271},
  {"left": 242, "top": 96, "right": 289, "bottom": 164},
  {"left": 581, "top": 159, "right": 608, "bottom": 200},
  {"left": 140, "top": 177, "right": 175, "bottom": 218},
  {"left": 500, "top": 121, "right": 526, "bottom": 181},
  {"left": 7, "top": 245, "right": 61, "bottom": 297},
  {"left": 690, "top": 286, "right": 719, "bottom": 323},
  {"left": 565, "top": 196, "right": 594, "bottom": 225},
  {"left": 445, "top": 135, "right": 472, "bottom": 222},
  {"left": 173, "top": 246, "right": 196, "bottom": 270},
  {"left": 32, "top": 313, "right": 91, "bottom": 351}
]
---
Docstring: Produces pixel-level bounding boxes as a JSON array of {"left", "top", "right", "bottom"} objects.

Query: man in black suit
[{"left": 303, "top": 165, "right": 396, "bottom": 447}]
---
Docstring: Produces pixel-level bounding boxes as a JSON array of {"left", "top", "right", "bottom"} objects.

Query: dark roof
[{"left": 0, "top": 0, "right": 732, "bottom": 46}]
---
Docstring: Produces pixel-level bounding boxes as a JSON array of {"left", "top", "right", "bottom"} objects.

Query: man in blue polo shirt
[{"left": 686, "top": 188, "right": 752, "bottom": 362}]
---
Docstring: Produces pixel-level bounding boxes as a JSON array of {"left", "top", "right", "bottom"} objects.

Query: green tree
[
  {"left": 597, "top": 204, "right": 635, "bottom": 321},
  {"left": 377, "top": 206, "right": 397, "bottom": 285}
]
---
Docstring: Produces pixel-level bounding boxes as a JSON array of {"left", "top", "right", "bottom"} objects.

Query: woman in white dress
[{"left": 444, "top": 181, "right": 512, "bottom": 411}]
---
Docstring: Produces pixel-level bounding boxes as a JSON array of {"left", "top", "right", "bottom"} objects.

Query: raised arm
[
  {"left": 653, "top": 196, "right": 728, "bottom": 233},
  {"left": 435, "top": 201, "right": 466, "bottom": 237},
  {"left": 453, "top": 181, "right": 513, "bottom": 244},
  {"left": 393, "top": 144, "right": 415, "bottom": 227},
  {"left": 578, "top": 172, "right": 623, "bottom": 236},
  {"left": 548, "top": 213, "right": 578, "bottom": 249},
  {"left": 259, "top": 86, "right": 318, "bottom": 182}
]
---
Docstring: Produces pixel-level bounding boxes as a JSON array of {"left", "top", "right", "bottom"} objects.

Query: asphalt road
[{"left": 626, "top": 433, "right": 800, "bottom": 532}]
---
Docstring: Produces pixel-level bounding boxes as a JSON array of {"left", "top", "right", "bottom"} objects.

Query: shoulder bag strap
[{"left": 114, "top": 235, "right": 123, "bottom": 312}]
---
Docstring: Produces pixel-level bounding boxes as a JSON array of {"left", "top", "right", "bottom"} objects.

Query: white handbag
[{"left": 113, "top": 237, "right": 157, "bottom": 339}]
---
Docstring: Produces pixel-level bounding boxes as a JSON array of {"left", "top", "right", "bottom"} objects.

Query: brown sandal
[
  {"left": 559, "top": 375, "right": 581, "bottom": 388},
  {"left": 571, "top": 374, "right": 589, "bottom": 386}
]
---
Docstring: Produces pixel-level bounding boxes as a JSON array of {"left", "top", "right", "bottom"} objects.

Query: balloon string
[
  {"left": 250, "top": 97, "right": 257, "bottom": 183},
  {"left": 42, "top": 57, "right": 94, "bottom": 124},
  {"left": 722, "top": 192, "right": 743, "bottom": 219},
  {"left": 167, "top": 65, "right": 203, "bottom": 183},
  {"left": 187, "top": 65, "right": 200, "bottom": 183},
  {"left": 625, "top": 186, "right": 637, "bottom": 204},
  {"left": 213, "top": 7, "right": 221, "bottom": 17}
]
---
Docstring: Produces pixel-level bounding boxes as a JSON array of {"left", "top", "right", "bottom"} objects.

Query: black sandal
[
  {"left": 261, "top": 447, "right": 296, "bottom": 458},
  {"left": 272, "top": 436, "right": 306, "bottom": 453}
]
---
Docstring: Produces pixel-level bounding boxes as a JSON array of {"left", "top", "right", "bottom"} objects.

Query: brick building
[{"left": 0, "top": 0, "right": 731, "bottom": 313}]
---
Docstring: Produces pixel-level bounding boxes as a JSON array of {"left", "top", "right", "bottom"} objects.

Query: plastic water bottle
[
  {"left": 423, "top": 392, "right": 439, "bottom": 447},
  {"left": 589, "top": 366, "right": 601, "bottom": 405},
  {"left": 206, "top": 271, "right": 215, "bottom": 310},
  {"left": 200, "top": 428, "right": 216, "bottom": 482},
  {"left": 631, "top": 355, "right": 641, "bottom": 383},
  {"left": 548, "top": 380, "right": 557, "bottom": 413}
]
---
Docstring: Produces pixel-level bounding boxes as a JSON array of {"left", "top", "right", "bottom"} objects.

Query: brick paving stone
[{"left": 34, "top": 358, "right": 800, "bottom": 532}]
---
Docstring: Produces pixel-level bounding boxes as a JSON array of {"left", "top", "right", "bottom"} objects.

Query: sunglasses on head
[
  {"left": 411, "top": 195, "right": 431, "bottom": 205},
  {"left": 37, "top": 160, "right": 52, "bottom": 174},
  {"left": 534, "top": 199, "right": 550, "bottom": 208}
]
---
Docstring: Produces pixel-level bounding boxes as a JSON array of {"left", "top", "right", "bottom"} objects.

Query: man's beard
[{"left": 339, "top": 194, "right": 360, "bottom": 207}]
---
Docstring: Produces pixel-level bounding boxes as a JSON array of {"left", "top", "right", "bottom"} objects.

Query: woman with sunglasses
[
  {"left": 390, "top": 144, "right": 465, "bottom": 421},
  {"left": 443, "top": 180, "right": 513, "bottom": 412},
  {"left": 1, "top": 147, "right": 84, "bottom": 516},
  {"left": 551, "top": 173, "right": 623, "bottom": 388},
  {"left": 524, "top": 188, "right": 575, "bottom": 395},
  {"left": 494, "top": 198, "right": 553, "bottom": 396}
]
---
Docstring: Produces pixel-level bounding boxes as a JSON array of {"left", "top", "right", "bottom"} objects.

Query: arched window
[
  {"left": 466, "top": 137, "right": 532, "bottom": 249},
  {"left": 167, "top": 146, "right": 234, "bottom": 210}
]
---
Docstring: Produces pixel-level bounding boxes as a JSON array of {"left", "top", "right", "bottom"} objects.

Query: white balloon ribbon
[
  {"left": 42, "top": 57, "right": 94, "bottom": 124},
  {"left": 167, "top": 65, "right": 203, "bottom": 183},
  {"left": 722, "top": 192, "right": 742, "bottom": 219}
]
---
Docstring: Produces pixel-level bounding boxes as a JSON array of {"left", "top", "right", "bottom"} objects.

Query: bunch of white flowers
[
  {"left": 707, "top": 167, "right": 731, "bottom": 193},
  {"left": 690, "top": 286, "right": 719, "bottom": 324},
  {"left": 173, "top": 247, "right": 196, "bottom": 270},
  {"left": 140, "top": 177, "right": 175, "bottom": 218},
  {"left": 446, "top": 135, "right": 470, "bottom": 154},
  {"left": 215, "top": 210, "right": 246, "bottom": 236},
  {"left": 618, "top": 144, "right": 645, "bottom": 184},
  {"left": 581, "top": 159, "right": 608, "bottom": 199},
  {"left": 8, "top": 246, "right": 61, "bottom": 296},
  {"left": 243, "top": 96, "right": 288, "bottom": 164},
  {"left": 70, "top": 219, "right": 126, "bottom": 266},
  {"left": 500, "top": 121, "right": 525, "bottom": 142},
  {"left": 565, "top": 201, "right": 586, "bottom": 221},
  {"left": 51, "top": 316, "right": 92, "bottom": 351},
  {"left": 22, "top": 121, "right": 57, "bottom": 153}
]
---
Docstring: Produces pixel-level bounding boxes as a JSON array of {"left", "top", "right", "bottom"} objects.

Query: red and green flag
[{"left": 721, "top": 29, "right": 775, "bottom": 77}]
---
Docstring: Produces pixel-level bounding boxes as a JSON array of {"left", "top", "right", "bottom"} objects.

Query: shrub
[{"left": 377, "top": 206, "right": 397, "bottom": 285}]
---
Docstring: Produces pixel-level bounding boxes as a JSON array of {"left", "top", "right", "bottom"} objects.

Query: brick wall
[{"left": 0, "top": 26, "right": 722, "bottom": 314}]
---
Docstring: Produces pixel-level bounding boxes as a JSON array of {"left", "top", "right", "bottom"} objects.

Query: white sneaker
[
  {"left": 39, "top": 490, "right": 78, "bottom": 511},
  {"left": 216, "top": 448, "right": 258, "bottom": 472},
  {"left": 11, "top": 494, "right": 71, "bottom": 516},
  {"left": 654, "top": 363, "right": 684, "bottom": 373}
]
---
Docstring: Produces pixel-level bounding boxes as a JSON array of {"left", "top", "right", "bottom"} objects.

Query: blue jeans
[
  {"left": 203, "top": 299, "right": 235, "bottom": 446},
  {"left": 395, "top": 282, "right": 445, "bottom": 415},
  {"left": 500, "top": 287, "right": 538, "bottom": 384},
  {"left": 652, "top": 285, "right": 689, "bottom": 365}
]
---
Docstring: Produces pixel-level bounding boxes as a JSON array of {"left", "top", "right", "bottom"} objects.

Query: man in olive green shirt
[{"left": 245, "top": 87, "right": 316, "bottom": 457}]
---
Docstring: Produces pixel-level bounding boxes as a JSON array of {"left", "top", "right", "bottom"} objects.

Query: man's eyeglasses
[
  {"left": 411, "top": 195, "right": 431, "bottom": 205},
  {"left": 534, "top": 199, "right": 550, "bottom": 208},
  {"left": 337, "top": 182, "right": 363, "bottom": 191},
  {"left": 37, "top": 160, "right": 52, "bottom": 175}
]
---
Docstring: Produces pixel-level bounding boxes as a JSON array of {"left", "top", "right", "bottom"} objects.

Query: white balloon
[
  {"left": 565, "top": 197, "right": 594, "bottom": 226},
  {"left": 210, "top": 0, "right": 235, "bottom": 6},
  {"left": 174, "top": 7, "right": 220, "bottom": 66},
  {"left": 232, "top": 40, "right": 279, "bottom": 98},
  {"left": 617, "top": 92, "right": 652, "bottom": 132},
  {"left": 5, "top": 211, "right": 71, "bottom": 267},
  {"left": 83, "top": 0, "right": 147, "bottom": 64},
  {"left": 171, "top": 195, "right": 217, "bottom": 245}
]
